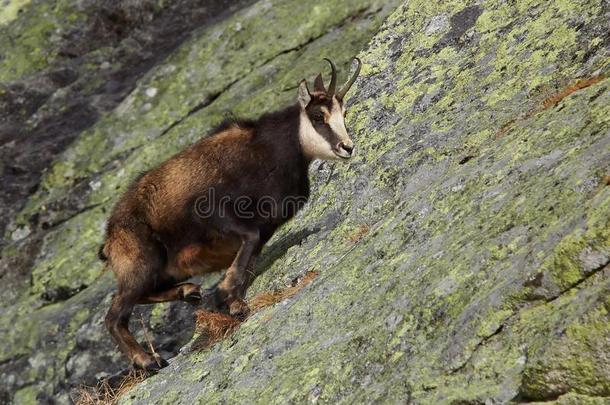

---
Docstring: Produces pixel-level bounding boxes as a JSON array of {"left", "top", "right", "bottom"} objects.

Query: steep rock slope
[
  {"left": 0, "top": 0, "right": 256, "bottom": 241},
  {"left": 0, "top": 0, "right": 400, "bottom": 403},
  {"left": 124, "top": 0, "right": 610, "bottom": 404},
  {"left": 1, "top": 0, "right": 609, "bottom": 404}
]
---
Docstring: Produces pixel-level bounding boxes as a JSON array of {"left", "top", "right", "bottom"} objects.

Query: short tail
[{"left": 98, "top": 244, "right": 108, "bottom": 262}]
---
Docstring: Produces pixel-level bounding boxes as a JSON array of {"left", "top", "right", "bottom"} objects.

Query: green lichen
[
  {"left": 30, "top": 206, "right": 107, "bottom": 297},
  {"left": 541, "top": 194, "right": 610, "bottom": 294},
  {"left": 0, "top": 0, "right": 85, "bottom": 82},
  {"left": 520, "top": 300, "right": 610, "bottom": 400},
  {"left": 2, "top": 0, "right": 610, "bottom": 403},
  {"left": 13, "top": 385, "right": 39, "bottom": 405},
  {"left": 121, "top": 1, "right": 610, "bottom": 402},
  {"left": 533, "top": 392, "right": 610, "bottom": 405},
  {"left": 0, "top": 0, "right": 32, "bottom": 25}
]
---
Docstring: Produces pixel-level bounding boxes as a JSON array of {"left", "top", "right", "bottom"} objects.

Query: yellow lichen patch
[{"left": 0, "top": 0, "right": 31, "bottom": 25}]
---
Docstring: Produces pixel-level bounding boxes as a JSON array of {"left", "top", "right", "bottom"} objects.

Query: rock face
[
  {"left": 0, "top": 0, "right": 609, "bottom": 404},
  {"left": 0, "top": 0, "right": 400, "bottom": 403}
]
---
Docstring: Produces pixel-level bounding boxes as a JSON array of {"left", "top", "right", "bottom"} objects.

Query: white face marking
[
  {"left": 299, "top": 111, "right": 337, "bottom": 160},
  {"left": 328, "top": 98, "right": 353, "bottom": 153},
  {"left": 298, "top": 96, "right": 354, "bottom": 161}
]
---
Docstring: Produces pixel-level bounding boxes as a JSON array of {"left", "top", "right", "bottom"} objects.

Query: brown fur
[
  {"left": 102, "top": 114, "right": 310, "bottom": 369},
  {"left": 101, "top": 59, "right": 360, "bottom": 371}
]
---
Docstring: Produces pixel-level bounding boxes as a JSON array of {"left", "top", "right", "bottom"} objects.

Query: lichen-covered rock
[
  {"left": 0, "top": 0, "right": 257, "bottom": 275},
  {"left": 0, "top": 0, "right": 400, "bottom": 403},
  {"left": 1, "top": 0, "right": 609, "bottom": 404},
  {"left": 123, "top": 0, "right": 610, "bottom": 403}
]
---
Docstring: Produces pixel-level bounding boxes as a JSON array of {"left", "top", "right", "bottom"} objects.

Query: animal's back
[
  {"left": 102, "top": 124, "right": 259, "bottom": 279},
  {"left": 121, "top": 124, "right": 258, "bottom": 231}
]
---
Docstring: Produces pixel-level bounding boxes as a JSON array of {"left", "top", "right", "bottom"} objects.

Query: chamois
[{"left": 100, "top": 58, "right": 361, "bottom": 370}]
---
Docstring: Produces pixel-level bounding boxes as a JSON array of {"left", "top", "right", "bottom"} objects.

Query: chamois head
[{"left": 297, "top": 58, "right": 361, "bottom": 161}]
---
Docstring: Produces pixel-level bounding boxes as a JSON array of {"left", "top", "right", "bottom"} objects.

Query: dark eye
[{"left": 312, "top": 113, "right": 324, "bottom": 123}]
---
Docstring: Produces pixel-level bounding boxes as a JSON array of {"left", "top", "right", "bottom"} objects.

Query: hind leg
[
  {"left": 104, "top": 226, "right": 170, "bottom": 371},
  {"left": 105, "top": 290, "right": 168, "bottom": 371},
  {"left": 139, "top": 283, "right": 202, "bottom": 304}
]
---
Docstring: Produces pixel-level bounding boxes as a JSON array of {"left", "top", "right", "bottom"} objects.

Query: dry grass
[
  {"left": 193, "top": 310, "right": 242, "bottom": 349},
  {"left": 73, "top": 370, "right": 147, "bottom": 405},
  {"left": 347, "top": 224, "right": 370, "bottom": 244},
  {"left": 194, "top": 270, "right": 319, "bottom": 350},
  {"left": 495, "top": 117, "right": 518, "bottom": 138},
  {"left": 249, "top": 270, "right": 318, "bottom": 311},
  {"left": 541, "top": 76, "right": 604, "bottom": 109},
  {"left": 496, "top": 75, "right": 605, "bottom": 138}
]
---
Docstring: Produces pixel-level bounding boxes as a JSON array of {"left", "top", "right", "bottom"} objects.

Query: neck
[{"left": 255, "top": 103, "right": 312, "bottom": 168}]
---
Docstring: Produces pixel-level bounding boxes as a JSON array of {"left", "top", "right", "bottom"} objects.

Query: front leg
[{"left": 217, "top": 227, "right": 259, "bottom": 319}]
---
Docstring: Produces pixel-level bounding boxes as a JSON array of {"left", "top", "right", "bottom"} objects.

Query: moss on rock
[
  {"left": 1, "top": 0, "right": 609, "bottom": 403},
  {"left": 121, "top": 0, "right": 610, "bottom": 403},
  {"left": 0, "top": 0, "right": 402, "bottom": 402}
]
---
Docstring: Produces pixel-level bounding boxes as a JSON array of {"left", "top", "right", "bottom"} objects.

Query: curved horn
[
  {"left": 337, "top": 57, "right": 362, "bottom": 100},
  {"left": 313, "top": 73, "right": 326, "bottom": 92},
  {"left": 323, "top": 58, "right": 337, "bottom": 95}
]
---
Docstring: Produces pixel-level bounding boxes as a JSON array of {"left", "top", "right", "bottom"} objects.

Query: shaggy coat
[{"left": 101, "top": 58, "right": 360, "bottom": 370}]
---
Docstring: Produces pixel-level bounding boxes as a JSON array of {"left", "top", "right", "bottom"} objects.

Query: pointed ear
[
  {"left": 313, "top": 74, "right": 326, "bottom": 92},
  {"left": 297, "top": 80, "right": 311, "bottom": 109}
]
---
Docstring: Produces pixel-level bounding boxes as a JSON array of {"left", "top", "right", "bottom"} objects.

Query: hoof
[
  {"left": 183, "top": 290, "right": 202, "bottom": 304},
  {"left": 133, "top": 353, "right": 168, "bottom": 372},
  {"left": 200, "top": 287, "right": 227, "bottom": 312},
  {"left": 180, "top": 284, "right": 202, "bottom": 304},
  {"left": 229, "top": 299, "right": 250, "bottom": 320}
]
